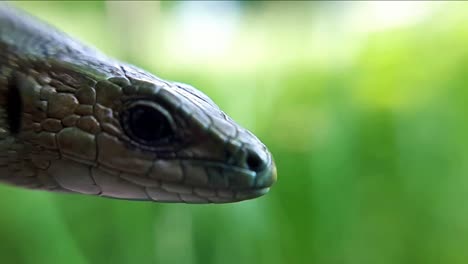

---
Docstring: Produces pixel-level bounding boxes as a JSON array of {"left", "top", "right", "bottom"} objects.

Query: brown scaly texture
[{"left": 0, "top": 4, "right": 276, "bottom": 203}]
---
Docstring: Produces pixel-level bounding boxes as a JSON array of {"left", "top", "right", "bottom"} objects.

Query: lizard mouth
[
  {"left": 113, "top": 159, "right": 277, "bottom": 203},
  {"left": 137, "top": 184, "right": 272, "bottom": 204}
]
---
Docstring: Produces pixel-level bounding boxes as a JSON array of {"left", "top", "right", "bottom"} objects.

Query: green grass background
[{"left": 3, "top": 1, "right": 468, "bottom": 263}]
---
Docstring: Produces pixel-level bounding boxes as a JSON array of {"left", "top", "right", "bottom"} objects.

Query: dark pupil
[{"left": 128, "top": 105, "right": 172, "bottom": 142}]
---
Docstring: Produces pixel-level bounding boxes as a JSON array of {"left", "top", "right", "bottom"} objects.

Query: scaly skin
[{"left": 0, "top": 4, "right": 276, "bottom": 203}]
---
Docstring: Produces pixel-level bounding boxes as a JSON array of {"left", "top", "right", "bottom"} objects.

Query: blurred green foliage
[{"left": 4, "top": 1, "right": 468, "bottom": 264}]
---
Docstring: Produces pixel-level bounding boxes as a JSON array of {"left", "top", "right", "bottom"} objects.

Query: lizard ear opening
[{"left": 6, "top": 73, "right": 22, "bottom": 135}]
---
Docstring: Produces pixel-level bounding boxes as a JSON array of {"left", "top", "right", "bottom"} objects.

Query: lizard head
[
  {"left": 0, "top": 5, "right": 276, "bottom": 203},
  {"left": 10, "top": 63, "right": 276, "bottom": 203}
]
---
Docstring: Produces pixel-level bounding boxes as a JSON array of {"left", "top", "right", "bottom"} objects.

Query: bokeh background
[{"left": 3, "top": 1, "right": 468, "bottom": 263}]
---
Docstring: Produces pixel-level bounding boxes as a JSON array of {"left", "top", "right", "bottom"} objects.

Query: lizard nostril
[{"left": 246, "top": 149, "right": 265, "bottom": 173}]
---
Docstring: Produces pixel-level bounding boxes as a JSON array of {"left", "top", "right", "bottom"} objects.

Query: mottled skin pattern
[{"left": 0, "top": 5, "right": 276, "bottom": 203}]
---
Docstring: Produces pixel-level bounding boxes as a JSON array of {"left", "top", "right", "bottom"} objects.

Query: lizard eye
[{"left": 121, "top": 101, "right": 176, "bottom": 147}]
